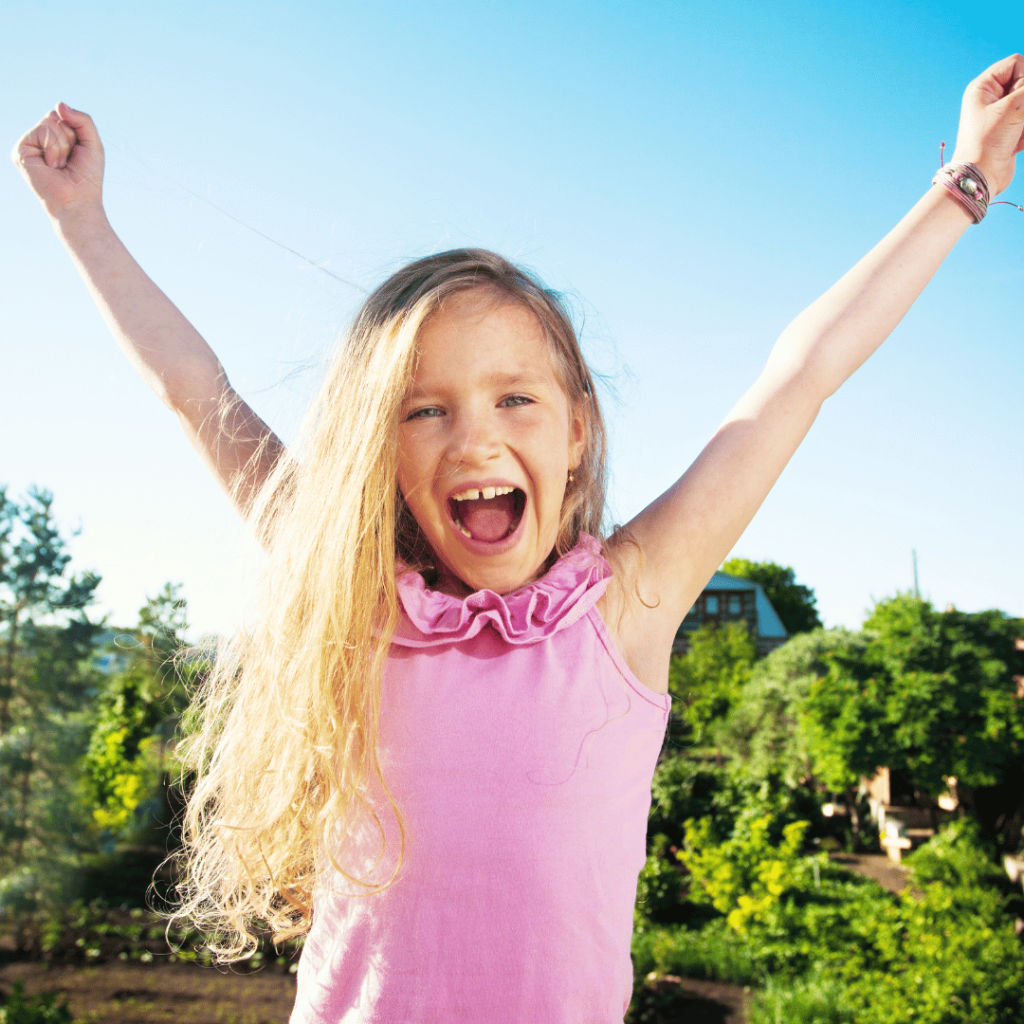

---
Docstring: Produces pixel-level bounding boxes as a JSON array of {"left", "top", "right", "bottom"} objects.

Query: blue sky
[{"left": 2, "top": 0, "right": 1021, "bottom": 636}]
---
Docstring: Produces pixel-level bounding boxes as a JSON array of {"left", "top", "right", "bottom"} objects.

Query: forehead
[{"left": 412, "top": 287, "right": 561, "bottom": 386}]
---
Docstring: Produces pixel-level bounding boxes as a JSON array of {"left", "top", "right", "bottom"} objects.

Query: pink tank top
[{"left": 291, "top": 535, "right": 670, "bottom": 1023}]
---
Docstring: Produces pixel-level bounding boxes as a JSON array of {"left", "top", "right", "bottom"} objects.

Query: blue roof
[{"left": 703, "top": 571, "right": 788, "bottom": 639}]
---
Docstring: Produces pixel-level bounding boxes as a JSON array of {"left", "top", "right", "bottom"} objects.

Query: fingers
[
  {"left": 970, "top": 54, "right": 1024, "bottom": 105},
  {"left": 55, "top": 103, "right": 102, "bottom": 152},
  {"left": 11, "top": 103, "right": 105, "bottom": 213},
  {"left": 990, "top": 53, "right": 1024, "bottom": 94},
  {"left": 13, "top": 107, "right": 79, "bottom": 171},
  {"left": 41, "top": 110, "right": 78, "bottom": 169},
  {"left": 13, "top": 104, "right": 103, "bottom": 176}
]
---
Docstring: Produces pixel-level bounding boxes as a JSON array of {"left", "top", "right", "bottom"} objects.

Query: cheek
[{"left": 395, "top": 434, "right": 425, "bottom": 498}]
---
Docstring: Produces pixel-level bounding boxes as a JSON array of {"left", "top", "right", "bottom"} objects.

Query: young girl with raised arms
[{"left": 13, "top": 55, "right": 1024, "bottom": 1023}]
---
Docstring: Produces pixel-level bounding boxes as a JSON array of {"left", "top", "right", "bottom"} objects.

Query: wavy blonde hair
[{"left": 172, "top": 249, "right": 608, "bottom": 959}]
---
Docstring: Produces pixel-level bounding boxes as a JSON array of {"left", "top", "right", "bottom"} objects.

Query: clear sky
[{"left": 2, "top": 0, "right": 1021, "bottom": 638}]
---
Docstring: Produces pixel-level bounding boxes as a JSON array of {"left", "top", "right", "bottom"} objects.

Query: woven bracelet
[{"left": 932, "top": 162, "right": 991, "bottom": 223}]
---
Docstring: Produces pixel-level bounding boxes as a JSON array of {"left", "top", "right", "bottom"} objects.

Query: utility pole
[{"left": 912, "top": 549, "right": 920, "bottom": 600}]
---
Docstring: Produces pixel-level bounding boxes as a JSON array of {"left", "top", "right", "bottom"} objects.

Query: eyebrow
[{"left": 404, "top": 371, "right": 555, "bottom": 400}]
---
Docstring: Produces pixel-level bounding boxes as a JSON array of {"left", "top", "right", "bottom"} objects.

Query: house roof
[{"left": 703, "top": 571, "right": 788, "bottom": 639}]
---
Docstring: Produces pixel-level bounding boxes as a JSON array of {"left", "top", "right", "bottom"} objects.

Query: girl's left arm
[{"left": 613, "top": 54, "right": 1024, "bottom": 684}]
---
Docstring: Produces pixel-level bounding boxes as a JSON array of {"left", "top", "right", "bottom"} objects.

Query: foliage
[
  {"left": 862, "top": 596, "right": 1024, "bottom": 795},
  {"left": 748, "top": 971, "right": 854, "bottom": 1024},
  {"left": 668, "top": 622, "right": 755, "bottom": 748},
  {"left": 632, "top": 916, "right": 759, "bottom": 987},
  {"left": 903, "top": 817, "right": 1005, "bottom": 888},
  {"left": 0, "top": 486, "right": 202, "bottom": 956},
  {"left": 720, "top": 559, "right": 822, "bottom": 635},
  {"left": 81, "top": 584, "right": 192, "bottom": 838},
  {"left": 634, "top": 818, "right": 1024, "bottom": 1024},
  {"left": 636, "top": 582, "right": 1024, "bottom": 1022},
  {"left": 635, "top": 835, "right": 685, "bottom": 923},
  {"left": 0, "top": 982, "right": 72, "bottom": 1024},
  {"left": 702, "top": 596, "right": 1024, "bottom": 854},
  {"left": 0, "top": 487, "right": 102, "bottom": 950},
  {"left": 679, "top": 809, "right": 810, "bottom": 933},
  {"left": 647, "top": 755, "right": 725, "bottom": 848},
  {"left": 796, "top": 596, "right": 1024, "bottom": 803},
  {"left": 799, "top": 653, "right": 890, "bottom": 791},
  {"left": 9, "top": 898, "right": 302, "bottom": 975},
  {"left": 720, "top": 628, "right": 867, "bottom": 789},
  {"left": 649, "top": 752, "right": 821, "bottom": 848}
]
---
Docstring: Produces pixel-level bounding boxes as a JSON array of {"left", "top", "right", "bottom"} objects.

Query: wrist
[
  {"left": 932, "top": 162, "right": 991, "bottom": 224},
  {"left": 51, "top": 200, "right": 112, "bottom": 242},
  {"left": 949, "top": 149, "right": 1010, "bottom": 196}
]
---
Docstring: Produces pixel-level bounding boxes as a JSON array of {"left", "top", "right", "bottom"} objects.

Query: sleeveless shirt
[{"left": 291, "top": 535, "right": 670, "bottom": 1023}]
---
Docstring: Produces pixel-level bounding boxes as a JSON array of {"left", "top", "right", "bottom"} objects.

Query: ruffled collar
[{"left": 393, "top": 533, "right": 611, "bottom": 648}]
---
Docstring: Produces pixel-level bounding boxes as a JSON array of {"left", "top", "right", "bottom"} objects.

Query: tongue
[{"left": 458, "top": 493, "right": 517, "bottom": 542}]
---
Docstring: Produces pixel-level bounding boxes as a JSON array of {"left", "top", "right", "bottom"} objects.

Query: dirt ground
[
  {"left": 642, "top": 975, "right": 751, "bottom": 1023},
  {"left": 831, "top": 851, "right": 910, "bottom": 894},
  {"left": 0, "top": 959, "right": 297, "bottom": 1024},
  {"left": 0, "top": 958, "right": 750, "bottom": 1024}
]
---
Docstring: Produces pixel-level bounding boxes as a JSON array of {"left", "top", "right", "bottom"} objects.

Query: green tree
[
  {"left": 0, "top": 487, "right": 101, "bottom": 950},
  {"left": 719, "top": 596, "right": 1024, "bottom": 848},
  {"left": 721, "top": 559, "right": 822, "bottom": 635},
  {"left": 799, "top": 652, "right": 891, "bottom": 791},
  {"left": 864, "top": 596, "right": 1024, "bottom": 795},
  {"left": 800, "top": 597, "right": 1024, "bottom": 801},
  {"left": 669, "top": 622, "right": 756, "bottom": 749},
  {"left": 721, "top": 628, "right": 870, "bottom": 789},
  {"left": 82, "top": 584, "right": 192, "bottom": 839}
]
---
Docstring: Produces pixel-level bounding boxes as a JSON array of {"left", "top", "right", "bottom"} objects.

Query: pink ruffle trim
[{"left": 392, "top": 533, "right": 611, "bottom": 648}]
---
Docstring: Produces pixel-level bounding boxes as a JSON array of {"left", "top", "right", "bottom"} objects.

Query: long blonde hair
[{"left": 173, "top": 249, "right": 608, "bottom": 959}]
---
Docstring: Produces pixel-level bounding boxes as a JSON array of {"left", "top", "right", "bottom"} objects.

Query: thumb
[{"left": 56, "top": 102, "right": 102, "bottom": 149}]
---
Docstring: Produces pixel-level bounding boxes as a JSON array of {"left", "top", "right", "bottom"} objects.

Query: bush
[
  {"left": 749, "top": 970, "right": 855, "bottom": 1024},
  {"left": 632, "top": 917, "right": 759, "bottom": 986},
  {"left": 679, "top": 809, "right": 810, "bottom": 933},
  {"left": 634, "top": 819, "right": 1024, "bottom": 1024},
  {"left": 904, "top": 818, "right": 1005, "bottom": 889},
  {"left": 0, "top": 982, "right": 72, "bottom": 1024},
  {"left": 647, "top": 756, "right": 725, "bottom": 849},
  {"left": 635, "top": 836, "right": 685, "bottom": 924}
]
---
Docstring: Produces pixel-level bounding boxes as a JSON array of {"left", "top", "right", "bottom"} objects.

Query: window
[
  {"left": 728, "top": 596, "right": 741, "bottom": 616},
  {"left": 705, "top": 595, "right": 719, "bottom": 615}
]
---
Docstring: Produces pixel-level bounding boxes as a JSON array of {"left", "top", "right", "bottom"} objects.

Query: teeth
[{"left": 451, "top": 485, "right": 516, "bottom": 501}]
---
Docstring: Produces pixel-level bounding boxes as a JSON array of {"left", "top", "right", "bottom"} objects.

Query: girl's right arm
[{"left": 12, "top": 104, "right": 285, "bottom": 523}]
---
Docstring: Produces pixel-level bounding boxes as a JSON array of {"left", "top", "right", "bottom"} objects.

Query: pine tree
[{"left": 0, "top": 487, "right": 101, "bottom": 950}]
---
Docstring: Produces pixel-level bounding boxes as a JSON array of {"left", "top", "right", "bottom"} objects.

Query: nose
[{"left": 447, "top": 406, "right": 501, "bottom": 466}]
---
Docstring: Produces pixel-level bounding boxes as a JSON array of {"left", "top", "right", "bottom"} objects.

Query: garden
[{"left": 2, "top": 492, "right": 1023, "bottom": 1023}]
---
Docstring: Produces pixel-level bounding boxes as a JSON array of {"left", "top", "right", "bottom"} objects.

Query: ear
[{"left": 567, "top": 401, "right": 587, "bottom": 470}]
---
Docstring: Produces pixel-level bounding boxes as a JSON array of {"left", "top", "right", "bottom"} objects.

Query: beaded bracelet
[
  {"left": 933, "top": 142, "right": 1024, "bottom": 222},
  {"left": 932, "top": 162, "right": 990, "bottom": 223}
]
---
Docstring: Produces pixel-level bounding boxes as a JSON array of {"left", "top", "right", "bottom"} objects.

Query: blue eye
[
  {"left": 406, "top": 406, "right": 444, "bottom": 420},
  {"left": 501, "top": 395, "right": 532, "bottom": 408}
]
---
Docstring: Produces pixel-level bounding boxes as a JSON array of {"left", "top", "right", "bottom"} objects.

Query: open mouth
[{"left": 449, "top": 486, "right": 526, "bottom": 543}]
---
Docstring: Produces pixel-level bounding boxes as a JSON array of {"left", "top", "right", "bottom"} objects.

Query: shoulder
[{"left": 595, "top": 530, "right": 674, "bottom": 697}]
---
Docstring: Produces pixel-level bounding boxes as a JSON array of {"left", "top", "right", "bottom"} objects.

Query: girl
[{"left": 13, "top": 55, "right": 1024, "bottom": 1023}]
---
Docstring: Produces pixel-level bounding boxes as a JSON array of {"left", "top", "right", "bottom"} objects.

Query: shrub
[
  {"left": 0, "top": 982, "right": 72, "bottom": 1024},
  {"left": 679, "top": 809, "right": 810, "bottom": 933},
  {"left": 749, "top": 970, "right": 855, "bottom": 1024},
  {"left": 635, "top": 836, "right": 685, "bottom": 924},
  {"left": 632, "top": 917, "right": 759, "bottom": 986}
]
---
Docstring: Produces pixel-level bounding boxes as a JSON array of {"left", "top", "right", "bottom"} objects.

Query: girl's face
[{"left": 397, "top": 287, "right": 586, "bottom": 596}]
